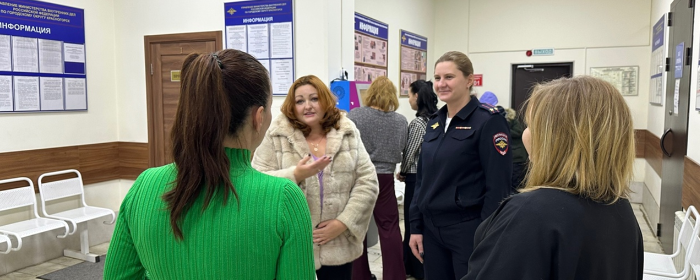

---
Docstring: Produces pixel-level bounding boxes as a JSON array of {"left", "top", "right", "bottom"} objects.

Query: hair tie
[{"left": 212, "top": 54, "right": 224, "bottom": 69}]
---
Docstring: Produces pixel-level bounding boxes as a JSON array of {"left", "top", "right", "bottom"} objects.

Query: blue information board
[
  {"left": 353, "top": 13, "right": 388, "bottom": 83},
  {"left": 399, "top": 30, "right": 428, "bottom": 97},
  {"left": 224, "top": 0, "right": 294, "bottom": 96},
  {"left": 0, "top": 0, "right": 87, "bottom": 112}
]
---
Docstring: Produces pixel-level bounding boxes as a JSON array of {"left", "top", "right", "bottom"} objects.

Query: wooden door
[{"left": 145, "top": 31, "right": 222, "bottom": 167}]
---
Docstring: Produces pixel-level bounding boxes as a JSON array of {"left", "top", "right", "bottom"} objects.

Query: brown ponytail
[{"left": 164, "top": 49, "right": 270, "bottom": 240}]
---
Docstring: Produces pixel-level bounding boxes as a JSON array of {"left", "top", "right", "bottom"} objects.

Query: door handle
[{"left": 660, "top": 128, "right": 673, "bottom": 157}]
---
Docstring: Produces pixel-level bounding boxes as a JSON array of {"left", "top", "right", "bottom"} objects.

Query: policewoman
[{"left": 408, "top": 51, "right": 512, "bottom": 280}]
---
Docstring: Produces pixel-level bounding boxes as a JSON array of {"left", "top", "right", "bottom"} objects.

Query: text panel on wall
[
  {"left": 398, "top": 30, "right": 427, "bottom": 97},
  {"left": 354, "top": 13, "right": 388, "bottom": 83},
  {"left": 0, "top": 0, "right": 86, "bottom": 113},
  {"left": 224, "top": 0, "right": 294, "bottom": 96}
]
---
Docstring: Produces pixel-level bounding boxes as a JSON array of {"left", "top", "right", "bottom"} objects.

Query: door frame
[
  {"left": 144, "top": 31, "right": 222, "bottom": 167},
  {"left": 510, "top": 62, "right": 573, "bottom": 111}
]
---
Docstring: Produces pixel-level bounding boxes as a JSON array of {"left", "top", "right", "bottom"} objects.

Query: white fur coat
[{"left": 252, "top": 114, "right": 379, "bottom": 268}]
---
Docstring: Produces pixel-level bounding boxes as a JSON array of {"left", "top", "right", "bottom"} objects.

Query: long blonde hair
[{"left": 521, "top": 76, "right": 635, "bottom": 203}]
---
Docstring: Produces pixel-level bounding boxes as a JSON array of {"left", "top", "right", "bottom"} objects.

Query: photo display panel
[
  {"left": 398, "top": 29, "right": 427, "bottom": 97},
  {"left": 354, "top": 13, "right": 388, "bottom": 83}
]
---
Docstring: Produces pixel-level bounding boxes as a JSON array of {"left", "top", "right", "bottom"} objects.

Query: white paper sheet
[
  {"left": 259, "top": 59, "right": 271, "bottom": 76},
  {"left": 13, "top": 76, "right": 39, "bottom": 111},
  {"left": 40, "top": 77, "right": 64, "bottom": 110},
  {"left": 271, "top": 59, "right": 293, "bottom": 94},
  {"left": 63, "top": 43, "right": 85, "bottom": 63},
  {"left": 226, "top": 25, "right": 247, "bottom": 52},
  {"left": 39, "top": 39, "right": 63, "bottom": 74},
  {"left": 64, "top": 78, "right": 86, "bottom": 110},
  {"left": 0, "top": 35, "right": 11, "bottom": 72},
  {"left": 247, "top": 24, "right": 269, "bottom": 59},
  {"left": 0, "top": 75, "right": 12, "bottom": 111},
  {"left": 674, "top": 79, "right": 680, "bottom": 115},
  {"left": 12, "top": 37, "right": 38, "bottom": 73},
  {"left": 270, "top": 22, "right": 292, "bottom": 58}
]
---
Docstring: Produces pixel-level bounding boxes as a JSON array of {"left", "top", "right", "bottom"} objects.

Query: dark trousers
[
  {"left": 402, "top": 174, "right": 424, "bottom": 279},
  {"left": 422, "top": 217, "right": 481, "bottom": 280},
  {"left": 352, "top": 174, "right": 406, "bottom": 280},
  {"left": 317, "top": 263, "right": 352, "bottom": 280}
]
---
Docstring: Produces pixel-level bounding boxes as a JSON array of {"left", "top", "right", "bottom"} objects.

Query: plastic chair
[
  {"left": 643, "top": 206, "right": 700, "bottom": 279},
  {"left": 0, "top": 177, "right": 69, "bottom": 252},
  {"left": 38, "top": 169, "right": 115, "bottom": 262}
]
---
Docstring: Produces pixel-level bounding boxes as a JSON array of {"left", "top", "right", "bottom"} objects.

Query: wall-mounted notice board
[
  {"left": 225, "top": 0, "right": 294, "bottom": 96},
  {"left": 0, "top": 0, "right": 86, "bottom": 113},
  {"left": 398, "top": 29, "right": 427, "bottom": 97},
  {"left": 354, "top": 13, "right": 388, "bottom": 83}
]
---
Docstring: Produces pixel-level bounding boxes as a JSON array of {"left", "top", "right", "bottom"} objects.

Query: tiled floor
[{"left": 0, "top": 203, "right": 663, "bottom": 280}]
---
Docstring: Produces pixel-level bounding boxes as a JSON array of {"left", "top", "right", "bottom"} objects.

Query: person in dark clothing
[
  {"left": 479, "top": 92, "right": 529, "bottom": 193},
  {"left": 397, "top": 79, "right": 439, "bottom": 280},
  {"left": 463, "top": 76, "right": 643, "bottom": 280},
  {"left": 408, "top": 51, "right": 512, "bottom": 280}
]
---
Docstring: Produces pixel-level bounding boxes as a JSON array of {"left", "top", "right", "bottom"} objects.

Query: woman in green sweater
[{"left": 104, "top": 49, "right": 315, "bottom": 280}]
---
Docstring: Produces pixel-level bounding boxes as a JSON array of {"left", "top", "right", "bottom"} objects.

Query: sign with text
[
  {"left": 399, "top": 29, "right": 427, "bottom": 97},
  {"left": 532, "top": 48, "right": 554, "bottom": 56},
  {"left": 650, "top": 15, "right": 666, "bottom": 105},
  {"left": 225, "top": 0, "right": 294, "bottom": 96},
  {"left": 675, "top": 42, "right": 684, "bottom": 78},
  {"left": 473, "top": 74, "right": 483, "bottom": 87},
  {"left": 354, "top": 13, "right": 388, "bottom": 83},
  {"left": 0, "top": 0, "right": 87, "bottom": 113}
]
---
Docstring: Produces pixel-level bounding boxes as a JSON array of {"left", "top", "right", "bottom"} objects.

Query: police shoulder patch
[
  {"left": 479, "top": 103, "right": 503, "bottom": 115},
  {"left": 493, "top": 132, "right": 509, "bottom": 155}
]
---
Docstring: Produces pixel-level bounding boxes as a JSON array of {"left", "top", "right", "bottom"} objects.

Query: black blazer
[{"left": 463, "top": 188, "right": 644, "bottom": 280}]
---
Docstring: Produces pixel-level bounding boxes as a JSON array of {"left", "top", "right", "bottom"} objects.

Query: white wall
[
  {"left": 469, "top": 0, "right": 651, "bottom": 53},
  {"left": 355, "top": 0, "right": 435, "bottom": 120},
  {"left": 114, "top": 0, "right": 349, "bottom": 142},
  {"left": 0, "top": 0, "right": 119, "bottom": 153}
]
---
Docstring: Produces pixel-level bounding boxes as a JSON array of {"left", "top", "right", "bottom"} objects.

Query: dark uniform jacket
[
  {"left": 463, "top": 188, "right": 644, "bottom": 280},
  {"left": 409, "top": 97, "right": 512, "bottom": 233}
]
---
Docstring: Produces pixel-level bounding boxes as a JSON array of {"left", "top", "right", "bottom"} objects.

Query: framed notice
[
  {"left": 590, "top": 66, "right": 639, "bottom": 96},
  {"left": 224, "top": 0, "right": 294, "bottom": 96},
  {"left": 399, "top": 30, "right": 427, "bottom": 97},
  {"left": 650, "top": 15, "right": 665, "bottom": 105},
  {"left": 0, "top": 0, "right": 87, "bottom": 113},
  {"left": 354, "top": 13, "right": 388, "bottom": 83}
]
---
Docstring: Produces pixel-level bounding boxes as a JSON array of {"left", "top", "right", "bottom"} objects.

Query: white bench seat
[{"left": 0, "top": 178, "right": 69, "bottom": 253}]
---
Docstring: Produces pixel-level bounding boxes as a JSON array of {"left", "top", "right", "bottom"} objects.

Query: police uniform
[{"left": 409, "top": 96, "right": 512, "bottom": 280}]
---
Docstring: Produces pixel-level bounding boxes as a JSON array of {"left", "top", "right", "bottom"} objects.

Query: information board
[
  {"left": 354, "top": 13, "right": 388, "bottom": 83},
  {"left": 398, "top": 30, "right": 427, "bottom": 97},
  {"left": 590, "top": 66, "right": 639, "bottom": 96},
  {"left": 649, "top": 15, "right": 665, "bottom": 105},
  {"left": 225, "top": 0, "right": 294, "bottom": 96},
  {"left": 0, "top": 0, "right": 86, "bottom": 113}
]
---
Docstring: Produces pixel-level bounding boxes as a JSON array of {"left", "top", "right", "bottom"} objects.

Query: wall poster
[
  {"left": 590, "top": 66, "right": 639, "bottom": 96},
  {"left": 398, "top": 30, "right": 427, "bottom": 97},
  {"left": 0, "top": 0, "right": 86, "bottom": 113},
  {"left": 225, "top": 0, "right": 294, "bottom": 96},
  {"left": 650, "top": 14, "right": 665, "bottom": 105},
  {"left": 354, "top": 13, "right": 388, "bottom": 83}
]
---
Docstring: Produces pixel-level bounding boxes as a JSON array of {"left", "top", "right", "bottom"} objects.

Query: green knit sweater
[{"left": 104, "top": 148, "right": 315, "bottom": 280}]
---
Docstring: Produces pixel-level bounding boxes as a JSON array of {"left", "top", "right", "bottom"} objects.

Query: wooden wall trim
[
  {"left": 0, "top": 142, "right": 148, "bottom": 191},
  {"left": 682, "top": 157, "right": 700, "bottom": 210},
  {"left": 644, "top": 130, "right": 663, "bottom": 178},
  {"left": 634, "top": 129, "right": 645, "bottom": 158}
]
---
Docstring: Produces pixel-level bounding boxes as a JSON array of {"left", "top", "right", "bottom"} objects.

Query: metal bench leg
[{"left": 63, "top": 222, "right": 100, "bottom": 263}]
